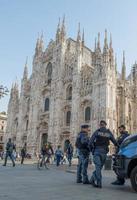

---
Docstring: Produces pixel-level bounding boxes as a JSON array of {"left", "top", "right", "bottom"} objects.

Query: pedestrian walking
[
  {"left": 66, "top": 142, "right": 73, "bottom": 166},
  {"left": 111, "top": 125, "right": 129, "bottom": 185},
  {"left": 55, "top": 146, "right": 63, "bottom": 166},
  {"left": 21, "top": 143, "right": 27, "bottom": 164},
  {"left": 3, "top": 138, "right": 15, "bottom": 167},
  {"left": 75, "top": 124, "right": 90, "bottom": 184},
  {"left": 89, "top": 120, "right": 118, "bottom": 188},
  {"left": 40, "top": 142, "right": 54, "bottom": 166}
]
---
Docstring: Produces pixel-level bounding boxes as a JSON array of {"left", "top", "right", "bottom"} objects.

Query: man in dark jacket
[
  {"left": 89, "top": 120, "right": 118, "bottom": 188},
  {"left": 111, "top": 125, "right": 129, "bottom": 185},
  {"left": 3, "top": 138, "right": 15, "bottom": 167},
  {"left": 66, "top": 142, "right": 73, "bottom": 167},
  {"left": 21, "top": 143, "right": 27, "bottom": 164},
  {"left": 75, "top": 124, "right": 90, "bottom": 184}
]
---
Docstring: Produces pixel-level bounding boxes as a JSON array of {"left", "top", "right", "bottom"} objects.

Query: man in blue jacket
[
  {"left": 3, "top": 138, "right": 15, "bottom": 167},
  {"left": 75, "top": 125, "right": 90, "bottom": 184},
  {"left": 89, "top": 120, "right": 118, "bottom": 188}
]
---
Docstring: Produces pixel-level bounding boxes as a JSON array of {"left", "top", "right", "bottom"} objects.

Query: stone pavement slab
[{"left": 0, "top": 164, "right": 136, "bottom": 200}]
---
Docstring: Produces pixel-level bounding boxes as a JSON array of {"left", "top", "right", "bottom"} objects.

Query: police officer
[
  {"left": 89, "top": 120, "right": 118, "bottom": 188},
  {"left": 111, "top": 125, "right": 129, "bottom": 185},
  {"left": 3, "top": 138, "right": 16, "bottom": 167},
  {"left": 75, "top": 124, "right": 90, "bottom": 184}
]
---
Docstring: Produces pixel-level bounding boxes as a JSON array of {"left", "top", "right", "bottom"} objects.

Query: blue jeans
[
  {"left": 56, "top": 155, "right": 62, "bottom": 166},
  {"left": 91, "top": 153, "right": 106, "bottom": 186},
  {"left": 77, "top": 152, "right": 89, "bottom": 182},
  {"left": 4, "top": 152, "right": 15, "bottom": 166}
]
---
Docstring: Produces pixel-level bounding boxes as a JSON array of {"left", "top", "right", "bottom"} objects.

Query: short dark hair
[
  {"left": 119, "top": 125, "right": 126, "bottom": 129},
  {"left": 81, "top": 124, "right": 90, "bottom": 129},
  {"left": 100, "top": 120, "right": 107, "bottom": 125}
]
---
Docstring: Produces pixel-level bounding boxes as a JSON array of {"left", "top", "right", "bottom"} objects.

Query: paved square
[{"left": 0, "top": 164, "right": 136, "bottom": 200}]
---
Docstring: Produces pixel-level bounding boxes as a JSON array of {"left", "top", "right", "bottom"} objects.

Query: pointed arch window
[
  {"left": 44, "top": 98, "right": 50, "bottom": 111},
  {"left": 66, "top": 111, "right": 71, "bottom": 126},
  {"left": 85, "top": 107, "right": 91, "bottom": 122},
  {"left": 66, "top": 85, "right": 72, "bottom": 100}
]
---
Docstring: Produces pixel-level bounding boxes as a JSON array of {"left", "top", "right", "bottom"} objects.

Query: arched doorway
[
  {"left": 37, "top": 121, "right": 48, "bottom": 151},
  {"left": 41, "top": 133, "right": 48, "bottom": 147}
]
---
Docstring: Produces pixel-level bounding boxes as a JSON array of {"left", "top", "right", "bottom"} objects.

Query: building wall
[{"left": 0, "top": 112, "right": 7, "bottom": 151}]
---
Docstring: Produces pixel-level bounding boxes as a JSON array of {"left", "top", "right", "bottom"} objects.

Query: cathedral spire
[
  {"left": 103, "top": 29, "right": 108, "bottom": 52},
  {"left": 56, "top": 18, "right": 61, "bottom": 43},
  {"left": 10, "top": 83, "right": 14, "bottom": 99},
  {"left": 122, "top": 51, "right": 126, "bottom": 80},
  {"left": 77, "top": 22, "right": 81, "bottom": 42},
  {"left": 109, "top": 33, "right": 114, "bottom": 55},
  {"left": 35, "top": 35, "right": 40, "bottom": 55},
  {"left": 82, "top": 28, "right": 84, "bottom": 46},
  {"left": 39, "top": 32, "right": 44, "bottom": 51},
  {"left": 23, "top": 57, "right": 28, "bottom": 80},
  {"left": 109, "top": 33, "right": 114, "bottom": 66},
  {"left": 10, "top": 80, "right": 19, "bottom": 100},
  {"left": 94, "top": 37, "right": 97, "bottom": 52},
  {"left": 61, "top": 15, "right": 66, "bottom": 42},
  {"left": 103, "top": 30, "right": 109, "bottom": 64},
  {"left": 14, "top": 81, "right": 19, "bottom": 95},
  {"left": 97, "top": 32, "right": 101, "bottom": 52}
]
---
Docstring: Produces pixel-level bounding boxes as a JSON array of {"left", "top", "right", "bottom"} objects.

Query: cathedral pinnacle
[
  {"left": 35, "top": 35, "right": 40, "bottom": 54},
  {"left": 94, "top": 37, "right": 97, "bottom": 52},
  {"left": 56, "top": 18, "right": 61, "bottom": 43},
  {"left": 97, "top": 32, "right": 101, "bottom": 52},
  {"left": 23, "top": 57, "right": 28, "bottom": 80},
  {"left": 82, "top": 28, "right": 85, "bottom": 46},
  {"left": 122, "top": 51, "right": 126, "bottom": 80},
  {"left": 10, "top": 80, "right": 19, "bottom": 100},
  {"left": 77, "top": 22, "right": 81, "bottom": 42},
  {"left": 39, "top": 32, "right": 44, "bottom": 51},
  {"left": 103, "top": 29, "right": 108, "bottom": 50},
  {"left": 61, "top": 15, "right": 66, "bottom": 41}
]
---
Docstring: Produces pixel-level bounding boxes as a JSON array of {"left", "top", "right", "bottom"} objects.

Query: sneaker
[
  {"left": 90, "top": 179, "right": 97, "bottom": 187},
  {"left": 111, "top": 180, "right": 124, "bottom": 185},
  {"left": 83, "top": 180, "right": 90, "bottom": 184},
  {"left": 76, "top": 180, "right": 82, "bottom": 183},
  {"left": 96, "top": 184, "right": 102, "bottom": 189}
]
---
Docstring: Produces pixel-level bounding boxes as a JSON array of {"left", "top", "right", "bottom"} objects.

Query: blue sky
[{"left": 0, "top": 0, "right": 137, "bottom": 112}]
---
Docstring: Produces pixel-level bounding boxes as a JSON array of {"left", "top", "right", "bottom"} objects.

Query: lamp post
[{"left": 0, "top": 85, "right": 9, "bottom": 99}]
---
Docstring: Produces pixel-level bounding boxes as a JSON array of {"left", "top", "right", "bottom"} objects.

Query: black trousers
[{"left": 21, "top": 156, "right": 25, "bottom": 164}]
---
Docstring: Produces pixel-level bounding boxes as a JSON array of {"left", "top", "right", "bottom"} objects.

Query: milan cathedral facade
[{"left": 5, "top": 18, "right": 137, "bottom": 155}]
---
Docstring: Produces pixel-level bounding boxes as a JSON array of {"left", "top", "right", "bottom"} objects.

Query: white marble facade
[{"left": 5, "top": 19, "right": 137, "bottom": 155}]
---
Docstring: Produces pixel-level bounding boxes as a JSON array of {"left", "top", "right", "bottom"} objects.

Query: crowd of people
[
  {"left": 1, "top": 120, "right": 129, "bottom": 189},
  {"left": 1, "top": 138, "right": 74, "bottom": 168}
]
